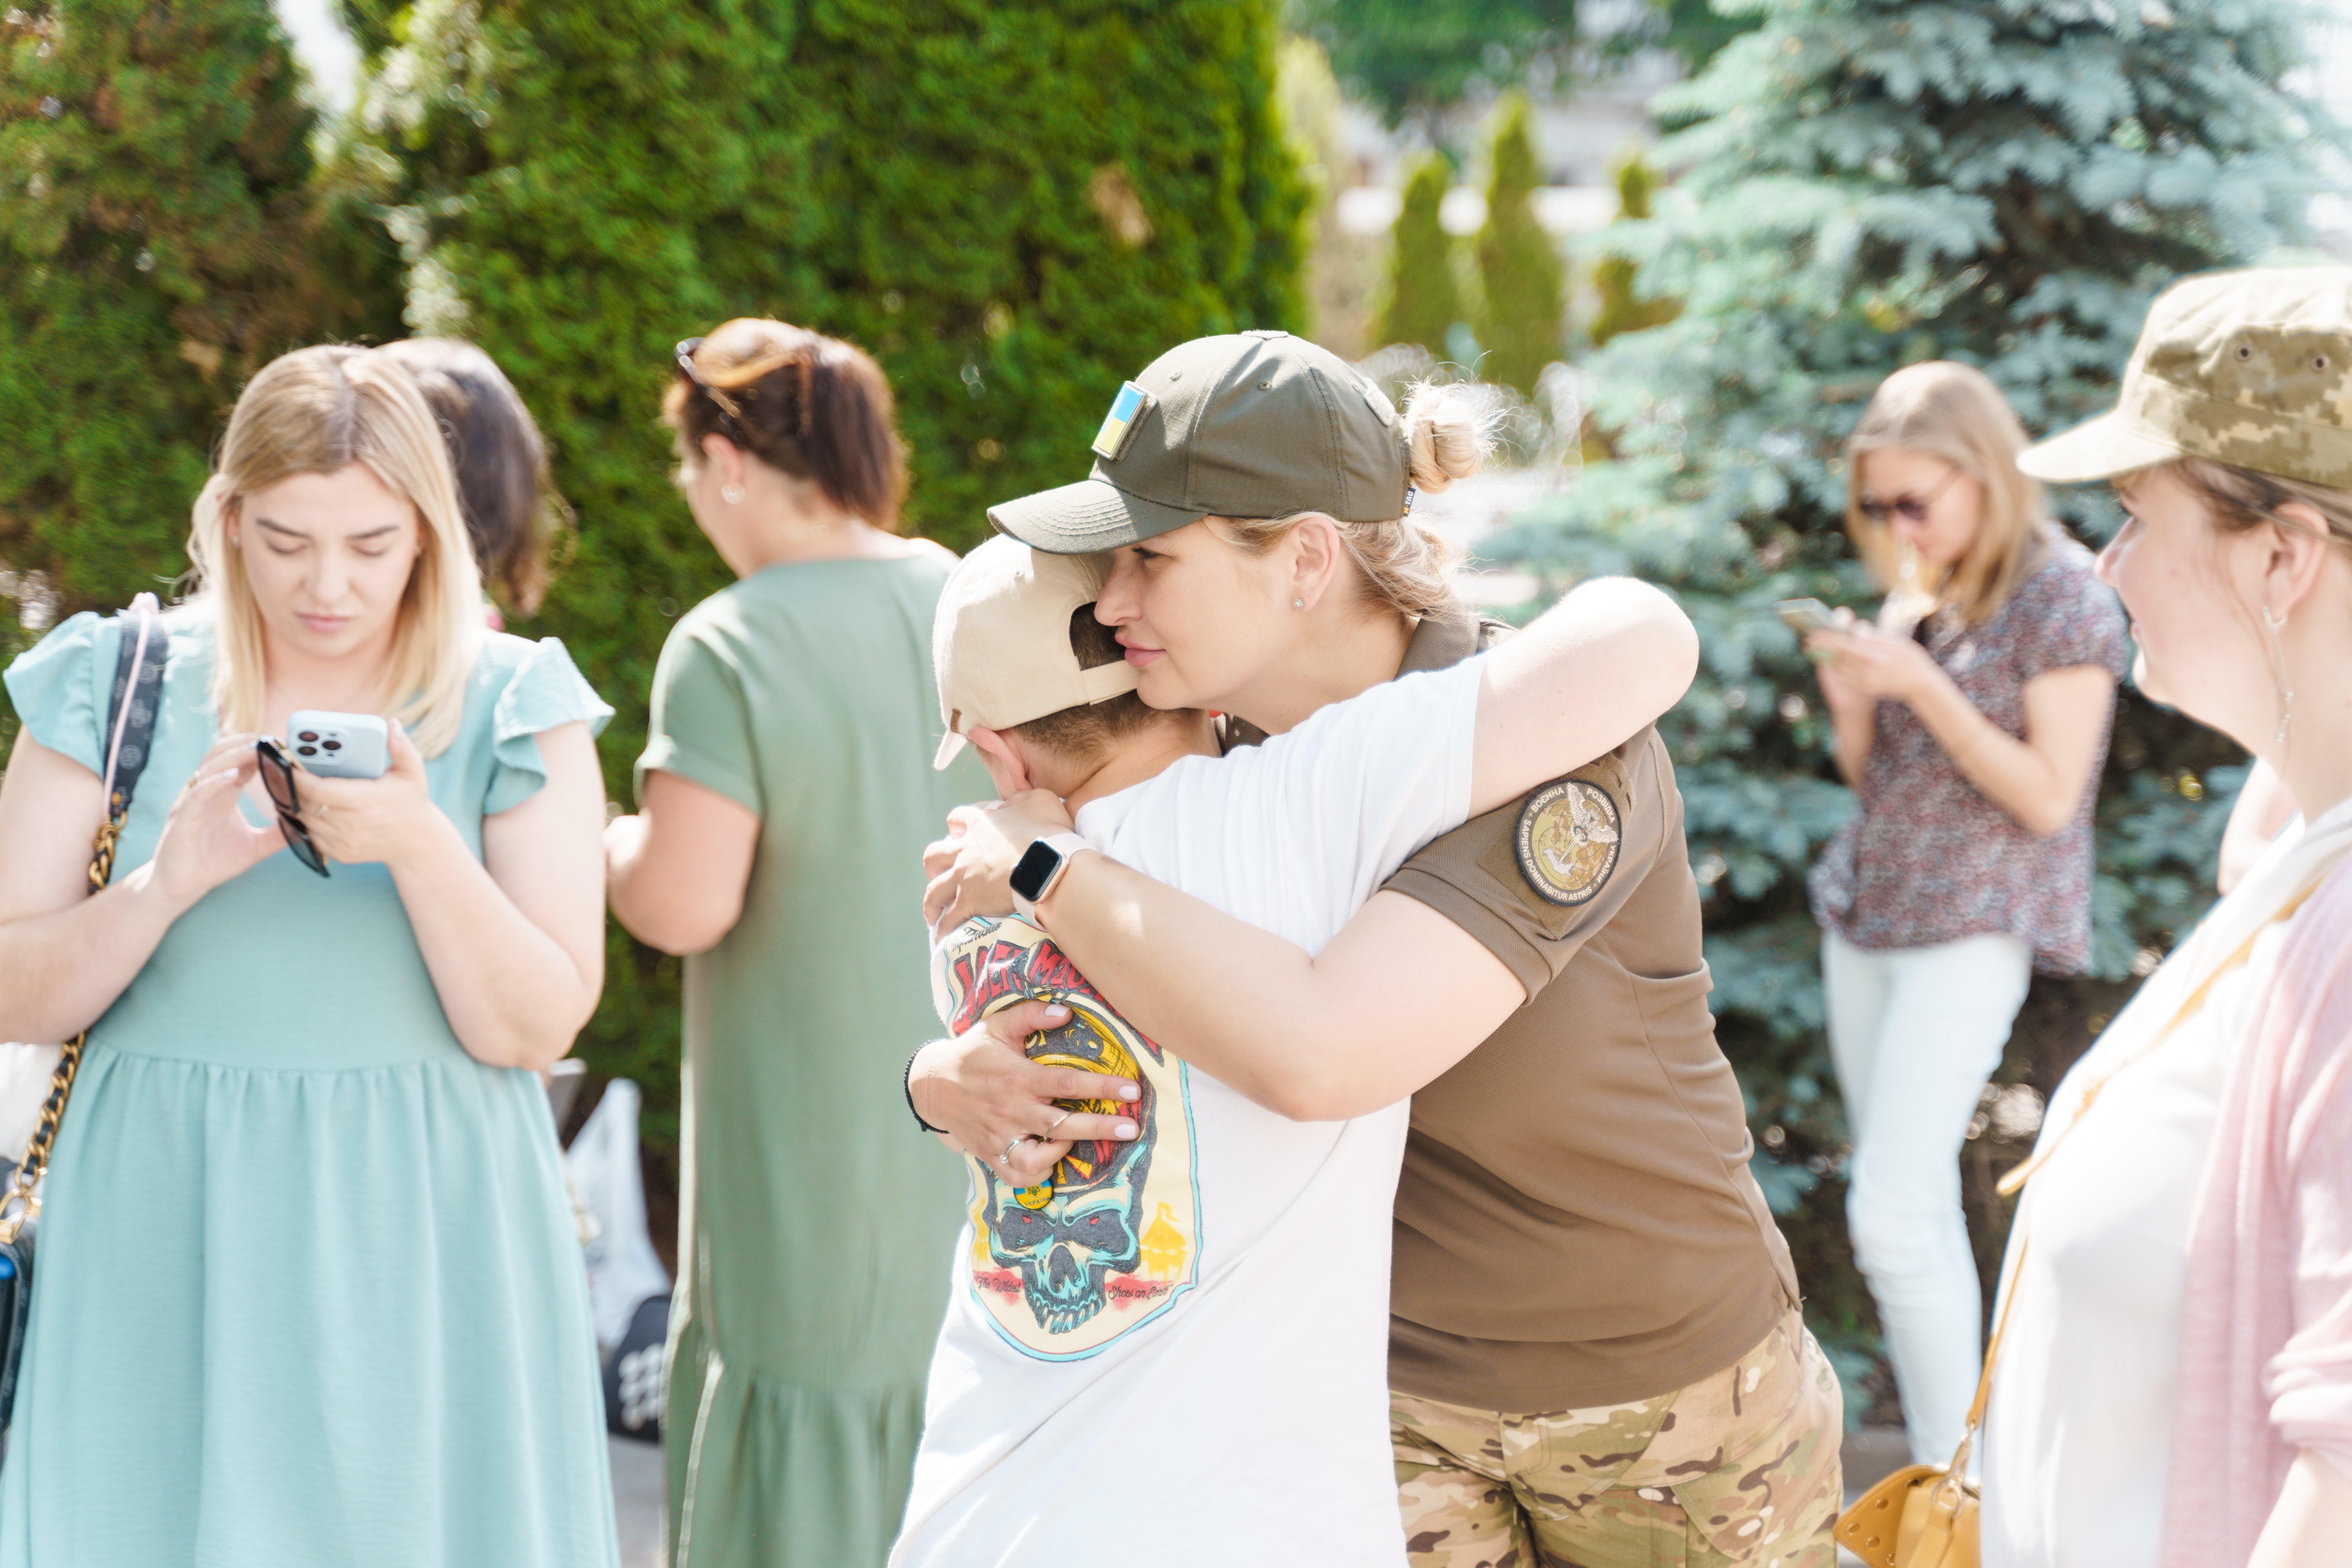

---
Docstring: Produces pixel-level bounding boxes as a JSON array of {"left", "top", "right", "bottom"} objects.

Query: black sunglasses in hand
[{"left": 253, "top": 739, "right": 330, "bottom": 878}]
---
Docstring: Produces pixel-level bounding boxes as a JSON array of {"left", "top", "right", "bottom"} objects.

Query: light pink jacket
[{"left": 2160, "top": 855, "right": 2352, "bottom": 1567}]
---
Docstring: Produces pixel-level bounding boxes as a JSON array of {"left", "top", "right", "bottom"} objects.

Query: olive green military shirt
[{"left": 1380, "top": 608, "right": 1802, "bottom": 1412}]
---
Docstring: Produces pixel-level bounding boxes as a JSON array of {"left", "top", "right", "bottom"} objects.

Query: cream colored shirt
[{"left": 1981, "top": 796, "right": 2352, "bottom": 1567}]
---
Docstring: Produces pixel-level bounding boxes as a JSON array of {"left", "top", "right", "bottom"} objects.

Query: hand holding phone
[
  {"left": 1774, "top": 598, "right": 1840, "bottom": 637},
  {"left": 285, "top": 711, "right": 390, "bottom": 780}
]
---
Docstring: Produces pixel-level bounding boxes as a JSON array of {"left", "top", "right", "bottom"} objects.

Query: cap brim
[
  {"left": 987, "top": 477, "right": 1204, "bottom": 554},
  {"left": 932, "top": 729, "right": 969, "bottom": 771},
  {"left": 2018, "top": 410, "right": 2184, "bottom": 484}
]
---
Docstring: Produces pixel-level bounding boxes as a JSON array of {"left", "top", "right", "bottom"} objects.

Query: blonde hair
[
  {"left": 1846, "top": 361, "right": 2049, "bottom": 625},
  {"left": 1214, "top": 381, "right": 1494, "bottom": 620},
  {"left": 187, "top": 346, "right": 484, "bottom": 755}
]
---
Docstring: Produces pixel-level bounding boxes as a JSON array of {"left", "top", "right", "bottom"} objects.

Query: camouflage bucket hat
[{"left": 2019, "top": 265, "right": 2352, "bottom": 489}]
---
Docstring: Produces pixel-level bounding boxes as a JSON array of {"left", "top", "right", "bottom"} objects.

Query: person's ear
[
  {"left": 2263, "top": 502, "right": 2334, "bottom": 620},
  {"left": 699, "top": 433, "right": 748, "bottom": 496},
  {"left": 1283, "top": 513, "right": 1345, "bottom": 613},
  {"left": 965, "top": 727, "right": 1034, "bottom": 796}
]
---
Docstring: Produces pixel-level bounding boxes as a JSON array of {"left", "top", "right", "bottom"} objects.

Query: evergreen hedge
[
  {"left": 352, "top": 0, "right": 1308, "bottom": 1158},
  {"left": 1372, "top": 152, "right": 1461, "bottom": 357},
  {"left": 1473, "top": 93, "right": 1565, "bottom": 396},
  {"left": 1497, "top": 0, "right": 2330, "bottom": 1417},
  {"left": 0, "top": 0, "right": 399, "bottom": 622}
]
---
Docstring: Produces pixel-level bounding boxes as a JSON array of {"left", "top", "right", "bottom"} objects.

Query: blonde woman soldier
[
  {"left": 1801, "top": 362, "right": 2129, "bottom": 1464},
  {"left": 0, "top": 347, "right": 617, "bottom": 1566}
]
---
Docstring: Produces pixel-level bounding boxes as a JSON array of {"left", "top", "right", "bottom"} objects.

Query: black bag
[
  {"left": 601, "top": 1291, "right": 670, "bottom": 1445},
  {"left": 0, "top": 596, "right": 170, "bottom": 1432}
]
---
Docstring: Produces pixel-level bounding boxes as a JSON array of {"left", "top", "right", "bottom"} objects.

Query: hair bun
[{"left": 1399, "top": 381, "right": 1498, "bottom": 494}]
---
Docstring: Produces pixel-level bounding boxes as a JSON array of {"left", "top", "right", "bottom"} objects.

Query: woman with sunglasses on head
[
  {"left": 1800, "top": 360, "right": 2127, "bottom": 1466},
  {"left": 602, "top": 320, "right": 985, "bottom": 1568},
  {"left": 1976, "top": 268, "right": 2352, "bottom": 1568},
  {"left": 0, "top": 347, "right": 617, "bottom": 1565}
]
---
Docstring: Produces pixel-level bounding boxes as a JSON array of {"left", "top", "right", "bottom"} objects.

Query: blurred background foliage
[{"left": 0, "top": 0, "right": 2340, "bottom": 1416}]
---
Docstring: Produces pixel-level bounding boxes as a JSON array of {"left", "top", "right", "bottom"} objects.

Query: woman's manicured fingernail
[
  {"left": 1118, "top": 1084, "right": 1139, "bottom": 1101},
  {"left": 1114, "top": 1122, "right": 1137, "bottom": 1139},
  {"left": 1042, "top": 1005, "right": 1069, "bottom": 1021}
]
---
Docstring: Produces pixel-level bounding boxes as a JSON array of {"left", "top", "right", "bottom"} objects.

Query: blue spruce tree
[{"left": 1497, "top": 0, "right": 2334, "bottom": 1405}]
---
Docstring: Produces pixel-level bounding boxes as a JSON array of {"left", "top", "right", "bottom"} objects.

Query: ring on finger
[
  {"left": 1045, "top": 1109, "right": 1073, "bottom": 1137},
  {"left": 1000, "top": 1136, "right": 1031, "bottom": 1168}
]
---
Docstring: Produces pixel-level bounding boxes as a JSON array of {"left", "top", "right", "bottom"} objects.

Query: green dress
[
  {"left": 641, "top": 552, "right": 987, "bottom": 1567},
  {"left": 0, "top": 608, "right": 618, "bottom": 1567}
]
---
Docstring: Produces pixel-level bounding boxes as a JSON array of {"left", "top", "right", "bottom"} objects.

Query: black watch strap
[{"left": 905, "top": 1047, "right": 949, "bottom": 1135}]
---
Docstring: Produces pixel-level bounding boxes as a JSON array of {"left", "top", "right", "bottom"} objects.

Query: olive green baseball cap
[
  {"left": 988, "top": 330, "right": 1414, "bottom": 553},
  {"left": 2020, "top": 265, "right": 2352, "bottom": 488}
]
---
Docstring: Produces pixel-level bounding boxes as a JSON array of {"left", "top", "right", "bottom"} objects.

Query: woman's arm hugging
[{"left": 1470, "top": 575, "right": 1697, "bottom": 817}]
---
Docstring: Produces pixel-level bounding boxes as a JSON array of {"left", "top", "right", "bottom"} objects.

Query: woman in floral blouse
[{"left": 1802, "top": 360, "right": 2129, "bottom": 1464}]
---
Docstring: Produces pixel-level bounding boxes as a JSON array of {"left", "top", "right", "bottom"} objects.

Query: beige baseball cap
[
  {"left": 2021, "top": 265, "right": 2352, "bottom": 487},
  {"left": 931, "top": 534, "right": 1141, "bottom": 769}
]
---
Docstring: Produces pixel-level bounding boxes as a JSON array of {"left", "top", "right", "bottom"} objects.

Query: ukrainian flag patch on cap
[{"left": 1091, "top": 381, "right": 1153, "bottom": 461}]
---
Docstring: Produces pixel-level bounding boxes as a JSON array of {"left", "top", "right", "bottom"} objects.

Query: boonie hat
[
  {"left": 989, "top": 330, "right": 1414, "bottom": 554},
  {"left": 2021, "top": 265, "right": 2352, "bottom": 488},
  {"left": 931, "top": 535, "right": 1140, "bottom": 769}
]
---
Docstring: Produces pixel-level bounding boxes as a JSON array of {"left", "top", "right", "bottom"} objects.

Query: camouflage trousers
[{"left": 1392, "top": 1310, "right": 1843, "bottom": 1568}]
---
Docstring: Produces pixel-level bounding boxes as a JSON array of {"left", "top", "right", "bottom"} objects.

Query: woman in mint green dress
[
  {"left": 605, "top": 320, "right": 986, "bottom": 1565},
  {"left": 0, "top": 346, "right": 619, "bottom": 1565}
]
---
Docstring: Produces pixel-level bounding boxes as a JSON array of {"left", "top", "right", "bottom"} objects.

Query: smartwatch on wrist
[{"left": 1009, "top": 832, "right": 1092, "bottom": 914}]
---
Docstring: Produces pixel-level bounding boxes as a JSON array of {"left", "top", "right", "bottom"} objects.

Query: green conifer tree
[
  {"left": 1374, "top": 153, "right": 1462, "bottom": 357},
  {"left": 354, "top": 0, "right": 1308, "bottom": 1152},
  {"left": 0, "top": 0, "right": 401, "bottom": 623},
  {"left": 1587, "top": 150, "right": 1677, "bottom": 348},
  {"left": 1474, "top": 93, "right": 1566, "bottom": 396},
  {"left": 1495, "top": 0, "right": 2329, "bottom": 1399}
]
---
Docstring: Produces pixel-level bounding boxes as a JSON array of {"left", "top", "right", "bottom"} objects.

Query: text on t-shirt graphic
[{"left": 933, "top": 915, "right": 1201, "bottom": 1359}]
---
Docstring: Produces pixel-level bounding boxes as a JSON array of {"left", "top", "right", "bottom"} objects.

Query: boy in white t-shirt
[{"left": 893, "top": 534, "right": 1695, "bottom": 1566}]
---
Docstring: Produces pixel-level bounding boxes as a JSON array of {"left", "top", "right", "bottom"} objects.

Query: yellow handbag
[{"left": 1831, "top": 1263, "right": 2007, "bottom": 1568}]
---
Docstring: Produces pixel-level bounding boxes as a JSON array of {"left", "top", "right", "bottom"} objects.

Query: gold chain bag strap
[
  {"left": 1835, "top": 857, "right": 2345, "bottom": 1568},
  {"left": 0, "top": 595, "right": 169, "bottom": 1430}
]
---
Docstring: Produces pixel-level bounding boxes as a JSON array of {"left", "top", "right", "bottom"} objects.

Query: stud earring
[
  {"left": 721, "top": 484, "right": 744, "bottom": 505},
  {"left": 1293, "top": 597, "right": 1305, "bottom": 610}
]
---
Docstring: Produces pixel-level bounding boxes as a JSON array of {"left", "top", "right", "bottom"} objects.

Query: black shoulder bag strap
[{"left": 0, "top": 593, "right": 171, "bottom": 1245}]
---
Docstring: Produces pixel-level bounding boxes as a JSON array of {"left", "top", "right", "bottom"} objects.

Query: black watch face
[{"left": 1009, "top": 839, "right": 1062, "bottom": 903}]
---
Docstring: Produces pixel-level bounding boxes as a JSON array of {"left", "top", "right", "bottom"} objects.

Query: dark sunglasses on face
[
  {"left": 1856, "top": 466, "right": 1963, "bottom": 526},
  {"left": 253, "top": 738, "right": 329, "bottom": 878}
]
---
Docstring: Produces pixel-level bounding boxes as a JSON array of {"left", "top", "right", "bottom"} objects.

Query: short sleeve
[
  {"left": 635, "top": 623, "right": 760, "bottom": 816},
  {"left": 2, "top": 611, "right": 119, "bottom": 775},
  {"left": 484, "top": 637, "right": 615, "bottom": 816},
  {"left": 1383, "top": 729, "right": 1670, "bottom": 1000},
  {"left": 2014, "top": 548, "right": 2131, "bottom": 684}
]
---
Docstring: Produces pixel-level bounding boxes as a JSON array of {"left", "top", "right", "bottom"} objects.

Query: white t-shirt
[
  {"left": 1980, "top": 796, "right": 2352, "bottom": 1567},
  {"left": 892, "top": 655, "right": 1485, "bottom": 1568}
]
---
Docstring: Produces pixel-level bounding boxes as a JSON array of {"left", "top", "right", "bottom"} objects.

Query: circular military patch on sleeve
[{"left": 1513, "top": 778, "right": 1622, "bottom": 907}]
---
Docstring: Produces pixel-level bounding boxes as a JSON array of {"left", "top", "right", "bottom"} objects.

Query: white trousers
[{"left": 1822, "top": 927, "right": 2033, "bottom": 1463}]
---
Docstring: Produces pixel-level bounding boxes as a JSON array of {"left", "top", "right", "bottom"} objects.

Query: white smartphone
[
  {"left": 1774, "top": 597, "right": 1839, "bottom": 637},
  {"left": 286, "top": 711, "right": 389, "bottom": 780}
]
